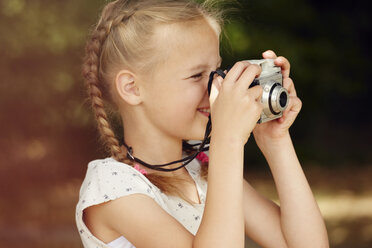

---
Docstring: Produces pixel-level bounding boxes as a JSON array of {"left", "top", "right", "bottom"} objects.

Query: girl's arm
[
  {"left": 194, "top": 61, "right": 263, "bottom": 248},
  {"left": 242, "top": 134, "right": 329, "bottom": 248},
  {"left": 242, "top": 50, "right": 328, "bottom": 247},
  {"left": 194, "top": 137, "right": 245, "bottom": 247},
  {"left": 262, "top": 134, "right": 328, "bottom": 247}
]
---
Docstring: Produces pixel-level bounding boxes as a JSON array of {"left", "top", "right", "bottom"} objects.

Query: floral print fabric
[{"left": 76, "top": 157, "right": 207, "bottom": 248}]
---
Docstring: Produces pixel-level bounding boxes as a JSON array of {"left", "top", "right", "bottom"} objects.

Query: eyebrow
[{"left": 188, "top": 57, "right": 222, "bottom": 72}]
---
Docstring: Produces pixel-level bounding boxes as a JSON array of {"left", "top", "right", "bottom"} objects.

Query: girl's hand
[
  {"left": 209, "top": 61, "right": 263, "bottom": 145},
  {"left": 253, "top": 50, "right": 302, "bottom": 146}
]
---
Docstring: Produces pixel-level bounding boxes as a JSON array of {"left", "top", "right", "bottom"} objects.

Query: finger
[
  {"left": 235, "top": 64, "right": 262, "bottom": 92},
  {"left": 223, "top": 61, "right": 251, "bottom": 86},
  {"left": 283, "top": 96, "right": 302, "bottom": 116},
  {"left": 283, "top": 78, "right": 297, "bottom": 97},
  {"left": 209, "top": 76, "right": 223, "bottom": 106},
  {"left": 214, "top": 75, "right": 223, "bottom": 90},
  {"left": 247, "top": 85, "right": 263, "bottom": 102},
  {"left": 262, "top": 50, "right": 277, "bottom": 59},
  {"left": 290, "top": 97, "right": 302, "bottom": 113},
  {"left": 275, "top": 56, "right": 291, "bottom": 78},
  {"left": 277, "top": 116, "right": 285, "bottom": 124}
]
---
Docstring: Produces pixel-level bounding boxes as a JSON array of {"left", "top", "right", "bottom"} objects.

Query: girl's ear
[{"left": 115, "top": 70, "right": 142, "bottom": 105}]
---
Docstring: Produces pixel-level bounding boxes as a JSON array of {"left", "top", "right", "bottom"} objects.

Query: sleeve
[
  {"left": 76, "top": 159, "right": 165, "bottom": 247},
  {"left": 78, "top": 159, "right": 158, "bottom": 212}
]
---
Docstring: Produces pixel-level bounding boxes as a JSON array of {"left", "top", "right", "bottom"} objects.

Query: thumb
[{"left": 209, "top": 76, "right": 223, "bottom": 107}]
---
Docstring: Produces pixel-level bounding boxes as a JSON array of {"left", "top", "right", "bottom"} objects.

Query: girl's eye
[{"left": 190, "top": 73, "right": 203, "bottom": 79}]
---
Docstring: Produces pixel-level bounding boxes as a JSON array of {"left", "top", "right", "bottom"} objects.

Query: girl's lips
[
  {"left": 198, "top": 108, "right": 210, "bottom": 117},
  {"left": 198, "top": 110, "right": 210, "bottom": 117}
]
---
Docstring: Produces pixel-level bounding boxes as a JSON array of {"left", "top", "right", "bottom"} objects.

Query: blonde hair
[{"left": 82, "top": 0, "right": 223, "bottom": 202}]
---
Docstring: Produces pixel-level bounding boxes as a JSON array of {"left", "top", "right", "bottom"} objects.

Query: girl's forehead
[{"left": 153, "top": 20, "right": 220, "bottom": 71}]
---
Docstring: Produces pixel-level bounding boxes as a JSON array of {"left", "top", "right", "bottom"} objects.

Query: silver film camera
[{"left": 247, "top": 59, "right": 289, "bottom": 123}]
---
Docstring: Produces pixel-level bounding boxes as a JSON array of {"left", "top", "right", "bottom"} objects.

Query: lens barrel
[{"left": 269, "top": 84, "right": 289, "bottom": 114}]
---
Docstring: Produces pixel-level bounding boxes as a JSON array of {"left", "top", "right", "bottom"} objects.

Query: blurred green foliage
[{"left": 221, "top": 0, "right": 372, "bottom": 166}]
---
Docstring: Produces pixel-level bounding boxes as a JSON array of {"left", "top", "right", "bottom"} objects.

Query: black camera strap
[
  {"left": 208, "top": 69, "right": 226, "bottom": 95},
  {"left": 123, "top": 69, "right": 227, "bottom": 172}
]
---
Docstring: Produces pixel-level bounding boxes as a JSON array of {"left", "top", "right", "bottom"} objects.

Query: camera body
[{"left": 247, "top": 59, "right": 289, "bottom": 123}]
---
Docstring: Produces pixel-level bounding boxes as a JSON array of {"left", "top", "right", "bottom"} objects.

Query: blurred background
[{"left": 0, "top": 0, "right": 371, "bottom": 247}]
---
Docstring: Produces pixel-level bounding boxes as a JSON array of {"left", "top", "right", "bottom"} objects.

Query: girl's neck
[{"left": 123, "top": 127, "right": 186, "bottom": 176}]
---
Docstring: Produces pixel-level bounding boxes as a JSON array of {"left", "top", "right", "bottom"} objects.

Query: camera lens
[
  {"left": 279, "top": 92, "right": 288, "bottom": 108},
  {"left": 268, "top": 84, "right": 289, "bottom": 114}
]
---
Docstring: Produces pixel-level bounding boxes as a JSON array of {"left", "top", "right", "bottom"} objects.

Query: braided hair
[{"left": 82, "top": 0, "right": 222, "bottom": 202}]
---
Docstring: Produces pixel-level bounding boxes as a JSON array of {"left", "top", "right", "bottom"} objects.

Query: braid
[
  {"left": 81, "top": 0, "right": 221, "bottom": 203},
  {"left": 82, "top": 1, "right": 131, "bottom": 164}
]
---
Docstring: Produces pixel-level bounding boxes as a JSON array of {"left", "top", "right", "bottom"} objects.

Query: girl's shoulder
[
  {"left": 77, "top": 158, "right": 165, "bottom": 212},
  {"left": 76, "top": 158, "right": 166, "bottom": 247}
]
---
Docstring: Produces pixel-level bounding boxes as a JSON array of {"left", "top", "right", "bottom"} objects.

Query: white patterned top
[{"left": 75, "top": 157, "right": 207, "bottom": 248}]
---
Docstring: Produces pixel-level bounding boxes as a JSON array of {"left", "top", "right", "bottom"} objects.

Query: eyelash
[
  {"left": 190, "top": 65, "right": 221, "bottom": 80},
  {"left": 191, "top": 73, "right": 203, "bottom": 79},
  {"left": 190, "top": 73, "right": 203, "bottom": 81}
]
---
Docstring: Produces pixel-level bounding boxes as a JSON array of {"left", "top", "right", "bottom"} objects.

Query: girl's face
[{"left": 139, "top": 19, "right": 221, "bottom": 141}]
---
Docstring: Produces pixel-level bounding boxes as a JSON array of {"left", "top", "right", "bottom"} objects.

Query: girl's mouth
[{"left": 198, "top": 108, "right": 210, "bottom": 117}]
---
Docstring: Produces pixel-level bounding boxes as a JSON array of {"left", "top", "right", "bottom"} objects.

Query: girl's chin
[
  {"left": 182, "top": 115, "right": 210, "bottom": 141},
  {"left": 187, "top": 128, "right": 209, "bottom": 141},
  {"left": 185, "top": 134, "right": 205, "bottom": 142}
]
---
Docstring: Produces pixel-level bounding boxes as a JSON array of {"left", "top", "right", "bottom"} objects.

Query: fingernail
[{"left": 216, "top": 76, "right": 223, "bottom": 84}]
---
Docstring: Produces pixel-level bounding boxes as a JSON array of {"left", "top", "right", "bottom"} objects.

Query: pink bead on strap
[
  {"left": 134, "top": 164, "right": 148, "bottom": 175},
  {"left": 196, "top": 152, "right": 209, "bottom": 163}
]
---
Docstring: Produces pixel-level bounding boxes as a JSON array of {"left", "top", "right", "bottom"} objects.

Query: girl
[{"left": 76, "top": 0, "right": 329, "bottom": 247}]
